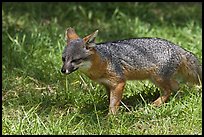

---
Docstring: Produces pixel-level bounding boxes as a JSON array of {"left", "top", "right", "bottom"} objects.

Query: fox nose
[{"left": 61, "top": 68, "right": 66, "bottom": 74}]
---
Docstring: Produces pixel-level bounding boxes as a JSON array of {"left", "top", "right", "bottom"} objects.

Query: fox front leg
[{"left": 108, "top": 81, "right": 126, "bottom": 115}]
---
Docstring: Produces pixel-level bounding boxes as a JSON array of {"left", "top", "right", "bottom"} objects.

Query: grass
[{"left": 2, "top": 2, "right": 202, "bottom": 135}]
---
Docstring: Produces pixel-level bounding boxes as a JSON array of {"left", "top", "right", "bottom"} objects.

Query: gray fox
[{"left": 61, "top": 27, "right": 202, "bottom": 114}]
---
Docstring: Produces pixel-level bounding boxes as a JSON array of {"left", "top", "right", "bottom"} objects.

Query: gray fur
[{"left": 95, "top": 38, "right": 187, "bottom": 78}]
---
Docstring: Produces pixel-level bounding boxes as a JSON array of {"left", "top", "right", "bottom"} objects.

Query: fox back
[{"left": 95, "top": 38, "right": 183, "bottom": 79}]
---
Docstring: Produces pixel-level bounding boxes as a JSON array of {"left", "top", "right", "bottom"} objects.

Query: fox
[{"left": 61, "top": 27, "right": 202, "bottom": 114}]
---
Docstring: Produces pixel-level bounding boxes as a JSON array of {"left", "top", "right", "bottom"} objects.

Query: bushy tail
[{"left": 179, "top": 51, "right": 202, "bottom": 85}]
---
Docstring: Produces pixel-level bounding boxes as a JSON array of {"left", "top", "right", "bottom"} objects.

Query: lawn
[{"left": 2, "top": 2, "right": 202, "bottom": 135}]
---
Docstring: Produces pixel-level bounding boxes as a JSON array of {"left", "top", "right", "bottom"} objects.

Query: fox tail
[{"left": 179, "top": 51, "right": 202, "bottom": 85}]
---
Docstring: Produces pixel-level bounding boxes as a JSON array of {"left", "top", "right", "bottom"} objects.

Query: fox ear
[
  {"left": 83, "top": 30, "right": 98, "bottom": 45},
  {"left": 65, "top": 27, "right": 80, "bottom": 44}
]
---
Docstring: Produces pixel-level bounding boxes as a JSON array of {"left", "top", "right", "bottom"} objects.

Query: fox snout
[{"left": 61, "top": 62, "right": 78, "bottom": 74}]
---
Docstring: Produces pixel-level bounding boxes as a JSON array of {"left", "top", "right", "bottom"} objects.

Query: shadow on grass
[
  {"left": 78, "top": 86, "right": 190, "bottom": 116},
  {"left": 78, "top": 89, "right": 161, "bottom": 115}
]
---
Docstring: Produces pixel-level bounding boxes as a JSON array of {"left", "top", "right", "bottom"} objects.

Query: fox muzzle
[{"left": 61, "top": 65, "right": 78, "bottom": 74}]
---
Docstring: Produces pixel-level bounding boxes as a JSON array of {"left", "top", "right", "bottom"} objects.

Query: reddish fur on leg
[{"left": 109, "top": 81, "right": 125, "bottom": 114}]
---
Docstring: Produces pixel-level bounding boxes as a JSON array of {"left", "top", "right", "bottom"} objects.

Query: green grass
[{"left": 2, "top": 2, "right": 202, "bottom": 135}]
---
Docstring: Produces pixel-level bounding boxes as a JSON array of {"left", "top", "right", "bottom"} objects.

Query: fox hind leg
[
  {"left": 170, "top": 79, "right": 180, "bottom": 92},
  {"left": 151, "top": 77, "right": 179, "bottom": 106}
]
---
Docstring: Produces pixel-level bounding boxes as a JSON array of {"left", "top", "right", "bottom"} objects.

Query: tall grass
[{"left": 2, "top": 2, "right": 202, "bottom": 135}]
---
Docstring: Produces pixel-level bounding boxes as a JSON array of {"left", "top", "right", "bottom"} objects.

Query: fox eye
[
  {"left": 62, "top": 57, "right": 65, "bottom": 62},
  {"left": 71, "top": 58, "right": 82, "bottom": 63}
]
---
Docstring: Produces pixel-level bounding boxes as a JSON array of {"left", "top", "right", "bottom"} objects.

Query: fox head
[{"left": 61, "top": 27, "right": 98, "bottom": 74}]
